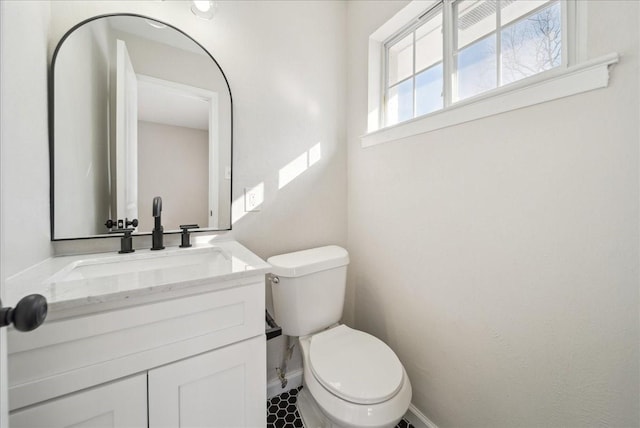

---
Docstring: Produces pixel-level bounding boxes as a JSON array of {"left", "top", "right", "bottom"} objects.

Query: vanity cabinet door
[
  {"left": 149, "top": 335, "right": 266, "bottom": 428},
  {"left": 9, "top": 374, "right": 147, "bottom": 428}
]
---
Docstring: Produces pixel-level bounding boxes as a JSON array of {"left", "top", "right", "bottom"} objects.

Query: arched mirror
[{"left": 51, "top": 14, "right": 232, "bottom": 240}]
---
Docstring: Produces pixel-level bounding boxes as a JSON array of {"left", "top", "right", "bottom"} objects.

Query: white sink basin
[
  {"left": 48, "top": 247, "right": 227, "bottom": 283},
  {"left": 5, "top": 240, "right": 271, "bottom": 318}
]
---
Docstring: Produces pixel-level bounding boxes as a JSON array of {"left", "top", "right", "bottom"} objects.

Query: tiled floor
[{"left": 267, "top": 386, "right": 415, "bottom": 428}]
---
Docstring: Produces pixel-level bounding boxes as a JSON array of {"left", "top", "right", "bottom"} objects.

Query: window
[
  {"left": 385, "top": 5, "right": 444, "bottom": 126},
  {"left": 454, "top": 0, "right": 562, "bottom": 100},
  {"left": 383, "top": 0, "right": 565, "bottom": 127},
  {"left": 366, "top": 0, "right": 617, "bottom": 146}
]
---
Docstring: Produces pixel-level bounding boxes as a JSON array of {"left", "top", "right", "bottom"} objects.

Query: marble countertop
[{"left": 5, "top": 239, "right": 270, "bottom": 319}]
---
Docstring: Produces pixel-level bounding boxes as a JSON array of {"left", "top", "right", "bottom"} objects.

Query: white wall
[
  {"left": 346, "top": 1, "right": 639, "bottom": 427},
  {"left": 0, "top": 1, "right": 53, "bottom": 278},
  {"left": 137, "top": 121, "right": 209, "bottom": 232}
]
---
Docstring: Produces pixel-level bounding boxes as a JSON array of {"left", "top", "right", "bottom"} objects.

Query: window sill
[{"left": 361, "top": 52, "right": 619, "bottom": 148}]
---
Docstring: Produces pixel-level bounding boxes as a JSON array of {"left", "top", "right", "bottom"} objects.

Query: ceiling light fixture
[{"left": 191, "top": 1, "right": 217, "bottom": 20}]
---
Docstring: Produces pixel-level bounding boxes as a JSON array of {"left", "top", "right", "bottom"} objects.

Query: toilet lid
[{"left": 309, "top": 325, "right": 404, "bottom": 405}]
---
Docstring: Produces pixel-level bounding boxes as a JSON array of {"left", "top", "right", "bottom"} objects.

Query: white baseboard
[
  {"left": 267, "top": 368, "right": 303, "bottom": 399},
  {"left": 405, "top": 403, "right": 439, "bottom": 428}
]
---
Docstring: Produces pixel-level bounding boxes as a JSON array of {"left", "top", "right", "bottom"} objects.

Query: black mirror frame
[{"left": 49, "top": 13, "right": 233, "bottom": 241}]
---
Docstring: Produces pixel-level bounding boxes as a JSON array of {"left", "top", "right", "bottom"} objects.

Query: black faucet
[
  {"left": 151, "top": 196, "right": 165, "bottom": 250},
  {"left": 179, "top": 224, "right": 200, "bottom": 248}
]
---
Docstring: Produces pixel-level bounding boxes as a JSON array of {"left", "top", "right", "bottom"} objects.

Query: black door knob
[{"left": 0, "top": 294, "right": 48, "bottom": 332}]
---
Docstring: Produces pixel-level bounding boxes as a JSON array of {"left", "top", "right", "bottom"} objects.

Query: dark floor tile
[{"left": 267, "top": 386, "right": 414, "bottom": 428}]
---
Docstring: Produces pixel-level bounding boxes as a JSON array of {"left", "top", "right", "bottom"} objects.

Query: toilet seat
[
  {"left": 309, "top": 325, "right": 404, "bottom": 405},
  {"left": 299, "top": 326, "right": 412, "bottom": 428}
]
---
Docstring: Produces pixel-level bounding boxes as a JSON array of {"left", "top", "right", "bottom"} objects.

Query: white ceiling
[
  {"left": 108, "top": 15, "right": 207, "bottom": 57},
  {"left": 137, "top": 79, "right": 209, "bottom": 130}
]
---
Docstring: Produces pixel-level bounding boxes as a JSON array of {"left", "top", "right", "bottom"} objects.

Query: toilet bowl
[
  {"left": 297, "top": 325, "right": 412, "bottom": 428},
  {"left": 268, "top": 246, "right": 412, "bottom": 428}
]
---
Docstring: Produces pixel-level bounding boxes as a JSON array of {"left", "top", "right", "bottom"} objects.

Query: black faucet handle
[
  {"left": 179, "top": 224, "right": 199, "bottom": 248},
  {"left": 179, "top": 224, "right": 199, "bottom": 230},
  {"left": 108, "top": 228, "right": 135, "bottom": 253},
  {"left": 105, "top": 219, "right": 115, "bottom": 229},
  {"left": 126, "top": 218, "right": 139, "bottom": 228}
]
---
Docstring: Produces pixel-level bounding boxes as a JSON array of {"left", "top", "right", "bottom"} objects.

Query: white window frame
[
  {"left": 383, "top": 2, "right": 444, "bottom": 126},
  {"left": 363, "top": 0, "right": 619, "bottom": 148}
]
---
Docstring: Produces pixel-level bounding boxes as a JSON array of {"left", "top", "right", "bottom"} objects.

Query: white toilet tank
[{"left": 268, "top": 246, "right": 349, "bottom": 337}]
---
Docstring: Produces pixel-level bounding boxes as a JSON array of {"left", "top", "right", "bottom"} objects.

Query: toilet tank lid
[{"left": 267, "top": 246, "right": 349, "bottom": 277}]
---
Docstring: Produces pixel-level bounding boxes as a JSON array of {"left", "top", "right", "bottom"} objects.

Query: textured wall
[
  {"left": 346, "top": 1, "right": 639, "bottom": 427},
  {"left": 0, "top": 1, "right": 53, "bottom": 278}
]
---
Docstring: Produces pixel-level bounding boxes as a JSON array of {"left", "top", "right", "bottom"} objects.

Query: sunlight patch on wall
[
  {"left": 231, "top": 196, "right": 246, "bottom": 225},
  {"left": 308, "top": 143, "right": 321, "bottom": 167},
  {"left": 278, "top": 142, "right": 322, "bottom": 189}
]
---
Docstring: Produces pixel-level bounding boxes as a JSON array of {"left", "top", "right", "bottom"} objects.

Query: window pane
[
  {"left": 454, "top": 0, "right": 498, "bottom": 101},
  {"left": 501, "top": 1, "right": 562, "bottom": 85},
  {"left": 415, "top": 9, "right": 443, "bottom": 73},
  {"left": 455, "top": 0, "right": 497, "bottom": 50},
  {"left": 387, "top": 33, "right": 414, "bottom": 86},
  {"left": 501, "top": 0, "right": 552, "bottom": 26},
  {"left": 415, "top": 63, "right": 443, "bottom": 116},
  {"left": 386, "top": 79, "right": 413, "bottom": 126},
  {"left": 456, "top": 35, "right": 497, "bottom": 101}
]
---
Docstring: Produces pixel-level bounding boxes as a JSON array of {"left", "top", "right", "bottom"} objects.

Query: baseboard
[
  {"left": 405, "top": 403, "right": 439, "bottom": 428},
  {"left": 267, "top": 368, "right": 303, "bottom": 399}
]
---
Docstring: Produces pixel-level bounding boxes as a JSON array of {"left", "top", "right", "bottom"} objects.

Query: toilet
[{"left": 268, "top": 246, "right": 412, "bottom": 428}]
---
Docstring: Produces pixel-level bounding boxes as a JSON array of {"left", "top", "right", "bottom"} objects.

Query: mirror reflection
[{"left": 52, "top": 15, "right": 232, "bottom": 240}]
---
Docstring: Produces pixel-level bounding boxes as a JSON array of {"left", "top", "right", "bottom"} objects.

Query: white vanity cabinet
[
  {"left": 149, "top": 335, "right": 266, "bottom": 427},
  {"left": 10, "top": 374, "right": 148, "bottom": 428},
  {"left": 6, "top": 246, "right": 269, "bottom": 428},
  {"left": 11, "top": 334, "right": 266, "bottom": 428}
]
